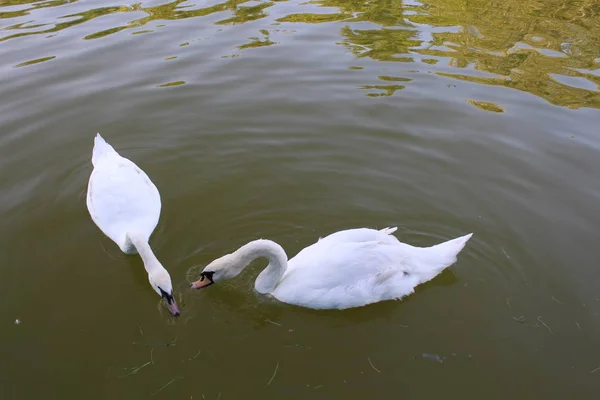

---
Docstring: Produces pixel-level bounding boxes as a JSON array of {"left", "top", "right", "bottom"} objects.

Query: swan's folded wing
[
  {"left": 87, "top": 158, "right": 161, "bottom": 244},
  {"left": 275, "top": 240, "right": 416, "bottom": 309}
]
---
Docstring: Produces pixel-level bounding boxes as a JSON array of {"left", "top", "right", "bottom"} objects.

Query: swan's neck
[
  {"left": 232, "top": 239, "right": 288, "bottom": 294},
  {"left": 128, "top": 233, "right": 163, "bottom": 274}
]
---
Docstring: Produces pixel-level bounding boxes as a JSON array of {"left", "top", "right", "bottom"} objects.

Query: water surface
[{"left": 1, "top": 0, "right": 599, "bottom": 398}]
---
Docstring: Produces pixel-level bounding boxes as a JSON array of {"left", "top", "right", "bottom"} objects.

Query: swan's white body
[
  {"left": 86, "top": 133, "right": 179, "bottom": 316},
  {"left": 192, "top": 227, "right": 473, "bottom": 310}
]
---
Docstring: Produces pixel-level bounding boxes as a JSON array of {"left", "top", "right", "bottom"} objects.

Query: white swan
[
  {"left": 86, "top": 133, "right": 180, "bottom": 316},
  {"left": 191, "top": 227, "right": 472, "bottom": 309}
]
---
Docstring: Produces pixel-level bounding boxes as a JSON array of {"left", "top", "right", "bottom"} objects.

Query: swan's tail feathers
[
  {"left": 380, "top": 227, "right": 398, "bottom": 235},
  {"left": 92, "top": 133, "right": 117, "bottom": 167},
  {"left": 419, "top": 233, "right": 473, "bottom": 279},
  {"left": 430, "top": 233, "right": 473, "bottom": 260}
]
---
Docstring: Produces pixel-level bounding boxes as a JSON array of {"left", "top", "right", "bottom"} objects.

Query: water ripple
[{"left": 1, "top": 0, "right": 598, "bottom": 107}]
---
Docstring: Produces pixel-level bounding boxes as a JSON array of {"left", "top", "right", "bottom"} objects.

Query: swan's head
[
  {"left": 149, "top": 270, "right": 180, "bottom": 316},
  {"left": 190, "top": 254, "right": 240, "bottom": 289}
]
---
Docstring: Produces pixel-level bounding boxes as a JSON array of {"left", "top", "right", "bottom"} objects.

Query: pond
[{"left": 1, "top": 0, "right": 599, "bottom": 398}]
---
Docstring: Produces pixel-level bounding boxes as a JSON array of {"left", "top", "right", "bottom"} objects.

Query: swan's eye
[
  {"left": 158, "top": 287, "right": 175, "bottom": 304},
  {"left": 200, "top": 271, "right": 215, "bottom": 283},
  {"left": 190, "top": 271, "right": 216, "bottom": 290}
]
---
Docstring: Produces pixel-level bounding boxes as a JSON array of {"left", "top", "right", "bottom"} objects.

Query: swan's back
[
  {"left": 315, "top": 227, "right": 400, "bottom": 245},
  {"left": 86, "top": 134, "right": 161, "bottom": 253},
  {"left": 273, "top": 228, "right": 472, "bottom": 309}
]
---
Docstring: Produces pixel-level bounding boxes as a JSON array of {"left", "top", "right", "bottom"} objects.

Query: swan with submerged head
[
  {"left": 191, "top": 227, "right": 472, "bottom": 309},
  {"left": 86, "top": 133, "right": 180, "bottom": 316}
]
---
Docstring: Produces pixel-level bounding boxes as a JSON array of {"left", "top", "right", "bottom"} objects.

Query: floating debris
[
  {"left": 118, "top": 361, "right": 150, "bottom": 378},
  {"left": 183, "top": 350, "right": 201, "bottom": 362},
  {"left": 267, "top": 362, "right": 279, "bottom": 386},
  {"left": 152, "top": 376, "right": 183, "bottom": 396},
  {"left": 368, "top": 357, "right": 381, "bottom": 373},
  {"left": 537, "top": 316, "right": 553, "bottom": 334},
  {"left": 422, "top": 353, "right": 443, "bottom": 363},
  {"left": 283, "top": 344, "right": 311, "bottom": 349},
  {"left": 14, "top": 319, "right": 21, "bottom": 325}
]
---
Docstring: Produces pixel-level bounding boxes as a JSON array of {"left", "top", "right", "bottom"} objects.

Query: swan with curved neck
[
  {"left": 86, "top": 133, "right": 180, "bottom": 316},
  {"left": 191, "top": 227, "right": 473, "bottom": 310}
]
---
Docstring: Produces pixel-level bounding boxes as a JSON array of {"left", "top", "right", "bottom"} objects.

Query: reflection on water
[
  {"left": 361, "top": 75, "right": 412, "bottom": 97},
  {"left": 1, "top": 0, "right": 598, "bottom": 107},
  {"left": 418, "top": 0, "right": 600, "bottom": 108},
  {"left": 157, "top": 80, "right": 186, "bottom": 87},
  {"left": 466, "top": 99, "right": 504, "bottom": 113},
  {"left": 14, "top": 55, "right": 56, "bottom": 67},
  {"left": 238, "top": 29, "right": 277, "bottom": 49},
  {"left": 0, "top": 0, "right": 279, "bottom": 41},
  {"left": 287, "top": 0, "right": 600, "bottom": 108}
]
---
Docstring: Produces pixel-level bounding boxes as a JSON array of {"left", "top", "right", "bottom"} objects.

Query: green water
[{"left": 1, "top": 0, "right": 599, "bottom": 398}]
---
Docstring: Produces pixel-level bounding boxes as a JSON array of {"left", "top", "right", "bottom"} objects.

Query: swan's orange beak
[{"left": 190, "top": 272, "right": 214, "bottom": 289}]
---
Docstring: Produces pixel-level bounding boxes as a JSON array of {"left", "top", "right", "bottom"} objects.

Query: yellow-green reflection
[
  {"left": 340, "top": 25, "right": 418, "bottom": 63},
  {"left": 237, "top": 29, "right": 277, "bottom": 50},
  {"left": 276, "top": 0, "right": 599, "bottom": 108},
  {"left": 361, "top": 84, "right": 405, "bottom": 96},
  {"left": 157, "top": 80, "right": 186, "bottom": 87},
  {"left": 1, "top": 0, "right": 598, "bottom": 107},
  {"left": 14, "top": 55, "right": 55, "bottom": 67},
  {"left": 216, "top": 2, "right": 274, "bottom": 25},
  {"left": 277, "top": 13, "right": 349, "bottom": 23},
  {"left": 360, "top": 75, "right": 411, "bottom": 96},
  {"left": 467, "top": 100, "right": 504, "bottom": 113},
  {"left": 0, "top": 0, "right": 73, "bottom": 19},
  {"left": 409, "top": 0, "right": 600, "bottom": 109},
  {"left": 0, "top": 0, "right": 278, "bottom": 42}
]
